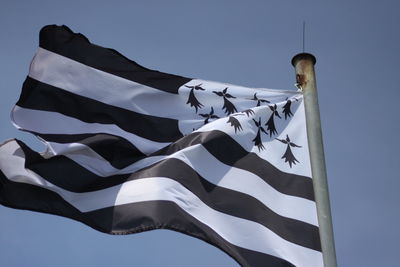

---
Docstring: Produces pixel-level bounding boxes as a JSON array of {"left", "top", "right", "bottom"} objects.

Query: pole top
[{"left": 291, "top": 53, "right": 316, "bottom": 67}]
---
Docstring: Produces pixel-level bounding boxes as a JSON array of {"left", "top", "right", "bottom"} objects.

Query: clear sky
[{"left": 1, "top": 0, "right": 399, "bottom": 266}]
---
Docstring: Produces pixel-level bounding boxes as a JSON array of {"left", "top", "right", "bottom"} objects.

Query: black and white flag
[{"left": 0, "top": 25, "right": 322, "bottom": 267}]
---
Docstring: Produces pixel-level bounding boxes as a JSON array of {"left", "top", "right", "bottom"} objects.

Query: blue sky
[{"left": 1, "top": 1, "right": 399, "bottom": 266}]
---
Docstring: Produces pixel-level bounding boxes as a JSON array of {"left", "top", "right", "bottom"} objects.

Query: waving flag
[{"left": 0, "top": 25, "right": 322, "bottom": 267}]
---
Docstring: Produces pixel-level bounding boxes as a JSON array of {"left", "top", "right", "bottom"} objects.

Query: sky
[{"left": 0, "top": 0, "right": 399, "bottom": 266}]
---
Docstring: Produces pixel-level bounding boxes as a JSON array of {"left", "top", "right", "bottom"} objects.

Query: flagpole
[{"left": 291, "top": 53, "right": 338, "bottom": 267}]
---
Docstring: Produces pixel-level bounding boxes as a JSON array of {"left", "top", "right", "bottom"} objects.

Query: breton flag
[{"left": 0, "top": 25, "right": 323, "bottom": 267}]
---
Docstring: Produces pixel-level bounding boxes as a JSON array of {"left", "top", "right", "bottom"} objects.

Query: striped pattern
[{"left": 0, "top": 25, "right": 322, "bottom": 267}]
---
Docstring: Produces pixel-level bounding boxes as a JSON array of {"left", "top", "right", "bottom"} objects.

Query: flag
[{"left": 0, "top": 25, "right": 322, "bottom": 267}]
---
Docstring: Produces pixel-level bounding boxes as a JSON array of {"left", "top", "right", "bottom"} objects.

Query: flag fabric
[{"left": 0, "top": 25, "right": 323, "bottom": 267}]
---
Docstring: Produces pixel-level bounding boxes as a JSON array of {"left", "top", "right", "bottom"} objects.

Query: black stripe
[
  {"left": 88, "top": 201, "right": 296, "bottom": 267},
  {"left": 35, "top": 133, "right": 147, "bottom": 169},
  {"left": 39, "top": 25, "right": 191, "bottom": 94},
  {"left": 18, "top": 140, "right": 130, "bottom": 192},
  {"left": 0, "top": 171, "right": 294, "bottom": 267},
  {"left": 17, "top": 77, "right": 183, "bottom": 142},
  {"left": 154, "top": 130, "right": 315, "bottom": 201},
  {"left": 18, "top": 140, "right": 321, "bottom": 251}
]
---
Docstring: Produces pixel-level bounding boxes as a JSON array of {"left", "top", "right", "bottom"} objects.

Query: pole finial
[{"left": 291, "top": 53, "right": 316, "bottom": 67}]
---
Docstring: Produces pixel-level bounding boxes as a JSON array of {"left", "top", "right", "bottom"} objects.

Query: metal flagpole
[{"left": 291, "top": 53, "right": 338, "bottom": 267}]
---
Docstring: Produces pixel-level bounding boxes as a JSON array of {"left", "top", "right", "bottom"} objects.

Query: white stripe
[
  {"left": 0, "top": 140, "right": 323, "bottom": 267},
  {"left": 11, "top": 106, "right": 169, "bottom": 154},
  {"left": 178, "top": 144, "right": 318, "bottom": 226},
  {"left": 29, "top": 48, "right": 296, "bottom": 122},
  {"left": 29, "top": 48, "right": 192, "bottom": 119},
  {"left": 45, "top": 141, "right": 317, "bottom": 225},
  {"left": 46, "top": 141, "right": 166, "bottom": 176}
]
